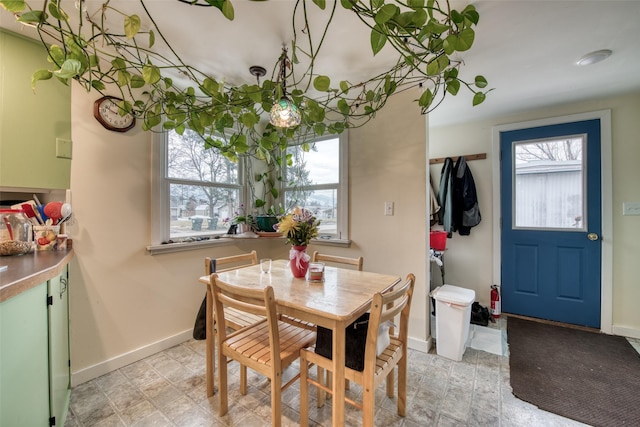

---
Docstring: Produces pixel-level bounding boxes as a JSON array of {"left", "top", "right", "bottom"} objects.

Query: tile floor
[{"left": 66, "top": 317, "right": 633, "bottom": 427}]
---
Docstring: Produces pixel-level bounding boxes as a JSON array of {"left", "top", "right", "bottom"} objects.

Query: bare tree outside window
[
  {"left": 167, "top": 129, "right": 241, "bottom": 238},
  {"left": 515, "top": 137, "right": 582, "bottom": 162}
]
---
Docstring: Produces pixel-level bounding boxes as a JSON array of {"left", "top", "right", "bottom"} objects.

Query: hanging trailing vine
[{"left": 0, "top": 0, "right": 490, "bottom": 210}]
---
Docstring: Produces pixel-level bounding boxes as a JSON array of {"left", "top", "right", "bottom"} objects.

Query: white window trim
[
  {"left": 148, "top": 130, "right": 350, "bottom": 254},
  {"left": 283, "top": 132, "right": 349, "bottom": 242},
  {"left": 148, "top": 129, "right": 245, "bottom": 254}
]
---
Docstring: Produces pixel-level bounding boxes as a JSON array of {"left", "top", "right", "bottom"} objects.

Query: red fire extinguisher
[{"left": 490, "top": 285, "right": 501, "bottom": 319}]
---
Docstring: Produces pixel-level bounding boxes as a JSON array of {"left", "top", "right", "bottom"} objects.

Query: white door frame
[{"left": 492, "top": 110, "right": 612, "bottom": 334}]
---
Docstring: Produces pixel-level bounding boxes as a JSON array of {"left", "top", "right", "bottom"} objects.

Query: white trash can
[{"left": 431, "top": 284, "right": 476, "bottom": 361}]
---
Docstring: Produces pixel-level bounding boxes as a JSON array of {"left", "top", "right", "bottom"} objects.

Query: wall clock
[{"left": 93, "top": 96, "right": 136, "bottom": 132}]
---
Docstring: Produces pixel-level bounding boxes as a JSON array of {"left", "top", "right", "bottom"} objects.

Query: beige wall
[
  {"left": 68, "top": 85, "right": 429, "bottom": 384},
  {"left": 429, "top": 92, "right": 640, "bottom": 338},
  {"left": 347, "top": 88, "right": 429, "bottom": 345}
]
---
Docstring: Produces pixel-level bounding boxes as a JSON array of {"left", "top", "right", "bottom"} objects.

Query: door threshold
[{"left": 504, "top": 313, "right": 600, "bottom": 334}]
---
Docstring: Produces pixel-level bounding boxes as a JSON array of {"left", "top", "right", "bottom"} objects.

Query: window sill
[
  {"left": 146, "top": 237, "right": 235, "bottom": 255},
  {"left": 146, "top": 235, "right": 351, "bottom": 255},
  {"left": 313, "top": 237, "right": 351, "bottom": 247}
]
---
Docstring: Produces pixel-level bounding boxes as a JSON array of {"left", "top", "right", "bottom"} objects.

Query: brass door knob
[{"left": 587, "top": 233, "right": 599, "bottom": 241}]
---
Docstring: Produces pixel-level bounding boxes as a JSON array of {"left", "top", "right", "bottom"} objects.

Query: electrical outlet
[
  {"left": 384, "top": 201, "right": 394, "bottom": 216},
  {"left": 623, "top": 202, "right": 640, "bottom": 216},
  {"left": 56, "top": 138, "right": 72, "bottom": 159}
]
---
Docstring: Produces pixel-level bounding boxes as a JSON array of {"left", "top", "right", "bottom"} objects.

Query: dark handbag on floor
[
  {"left": 315, "top": 313, "right": 369, "bottom": 371},
  {"left": 193, "top": 295, "right": 207, "bottom": 340}
]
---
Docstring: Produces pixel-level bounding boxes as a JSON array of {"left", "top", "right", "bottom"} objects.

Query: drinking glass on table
[{"left": 260, "top": 259, "right": 272, "bottom": 274}]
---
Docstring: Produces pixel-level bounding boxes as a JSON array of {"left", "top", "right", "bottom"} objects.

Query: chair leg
[
  {"left": 271, "top": 372, "right": 282, "bottom": 427},
  {"left": 397, "top": 353, "right": 407, "bottom": 417},
  {"left": 206, "top": 292, "right": 215, "bottom": 397},
  {"left": 240, "top": 365, "right": 247, "bottom": 395},
  {"left": 217, "top": 352, "right": 228, "bottom": 416},
  {"left": 362, "top": 384, "right": 375, "bottom": 427},
  {"left": 386, "top": 368, "right": 394, "bottom": 398},
  {"left": 317, "top": 366, "right": 326, "bottom": 407},
  {"left": 324, "top": 369, "right": 332, "bottom": 402},
  {"left": 300, "top": 354, "right": 310, "bottom": 427}
]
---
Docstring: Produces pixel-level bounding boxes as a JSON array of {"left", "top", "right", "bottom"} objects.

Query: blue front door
[{"left": 500, "top": 119, "right": 602, "bottom": 328}]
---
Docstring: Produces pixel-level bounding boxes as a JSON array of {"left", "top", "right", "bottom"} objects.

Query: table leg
[
  {"left": 332, "top": 322, "right": 346, "bottom": 426},
  {"left": 206, "top": 287, "right": 215, "bottom": 397}
]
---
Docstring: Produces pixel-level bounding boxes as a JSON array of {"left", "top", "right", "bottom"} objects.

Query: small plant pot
[{"left": 256, "top": 215, "right": 279, "bottom": 232}]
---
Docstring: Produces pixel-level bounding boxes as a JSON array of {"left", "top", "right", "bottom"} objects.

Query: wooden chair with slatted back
[
  {"left": 311, "top": 251, "right": 363, "bottom": 271},
  {"left": 299, "top": 273, "right": 416, "bottom": 427},
  {"left": 205, "top": 251, "right": 262, "bottom": 329},
  {"left": 209, "top": 274, "right": 317, "bottom": 427},
  {"left": 309, "top": 251, "right": 364, "bottom": 392},
  {"left": 203, "top": 251, "right": 263, "bottom": 397}
]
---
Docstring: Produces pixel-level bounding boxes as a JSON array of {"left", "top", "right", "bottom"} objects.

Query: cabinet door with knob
[
  {"left": 49, "top": 266, "right": 71, "bottom": 426},
  {"left": 0, "top": 264, "right": 71, "bottom": 426}
]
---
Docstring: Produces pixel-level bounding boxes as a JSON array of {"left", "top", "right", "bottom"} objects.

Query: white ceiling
[{"left": 2, "top": 0, "right": 639, "bottom": 127}]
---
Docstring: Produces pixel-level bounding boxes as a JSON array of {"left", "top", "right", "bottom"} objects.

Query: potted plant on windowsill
[
  {"left": 255, "top": 204, "right": 284, "bottom": 233},
  {"left": 223, "top": 204, "right": 256, "bottom": 234}
]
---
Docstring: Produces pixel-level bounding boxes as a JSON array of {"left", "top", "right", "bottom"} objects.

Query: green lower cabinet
[
  {"left": 49, "top": 267, "right": 71, "bottom": 427},
  {"left": 0, "top": 265, "right": 70, "bottom": 426},
  {"left": 0, "top": 282, "right": 50, "bottom": 426}
]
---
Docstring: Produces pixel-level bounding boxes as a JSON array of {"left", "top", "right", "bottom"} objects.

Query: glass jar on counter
[{"left": 0, "top": 209, "right": 33, "bottom": 256}]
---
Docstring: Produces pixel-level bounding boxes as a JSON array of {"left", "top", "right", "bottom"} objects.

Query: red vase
[{"left": 290, "top": 245, "right": 310, "bottom": 278}]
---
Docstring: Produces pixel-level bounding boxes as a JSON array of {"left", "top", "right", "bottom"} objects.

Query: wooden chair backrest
[
  {"left": 204, "top": 250, "right": 258, "bottom": 275},
  {"left": 311, "top": 251, "right": 363, "bottom": 271},
  {"left": 363, "top": 274, "right": 415, "bottom": 371},
  {"left": 208, "top": 274, "right": 280, "bottom": 364}
]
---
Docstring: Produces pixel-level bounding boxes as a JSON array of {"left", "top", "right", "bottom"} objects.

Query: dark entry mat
[{"left": 507, "top": 317, "right": 640, "bottom": 427}]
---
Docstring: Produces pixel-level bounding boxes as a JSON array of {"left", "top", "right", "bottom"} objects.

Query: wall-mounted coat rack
[{"left": 429, "top": 152, "right": 487, "bottom": 165}]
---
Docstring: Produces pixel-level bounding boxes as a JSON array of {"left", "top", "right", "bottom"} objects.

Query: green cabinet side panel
[
  {"left": 49, "top": 266, "right": 71, "bottom": 427},
  {"left": 0, "top": 282, "right": 50, "bottom": 426},
  {"left": 0, "top": 29, "right": 72, "bottom": 189}
]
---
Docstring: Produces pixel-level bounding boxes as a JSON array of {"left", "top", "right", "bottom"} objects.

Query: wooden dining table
[{"left": 198, "top": 258, "right": 401, "bottom": 426}]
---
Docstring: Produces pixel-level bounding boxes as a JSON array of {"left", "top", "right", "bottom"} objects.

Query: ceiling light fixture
[
  {"left": 576, "top": 49, "right": 612, "bottom": 66},
  {"left": 269, "top": 48, "right": 301, "bottom": 128},
  {"left": 249, "top": 65, "right": 266, "bottom": 85}
]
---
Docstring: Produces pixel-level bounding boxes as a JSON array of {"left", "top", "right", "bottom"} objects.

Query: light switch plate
[
  {"left": 384, "top": 201, "right": 394, "bottom": 216},
  {"left": 56, "top": 138, "right": 72, "bottom": 159},
  {"left": 622, "top": 202, "right": 640, "bottom": 216}
]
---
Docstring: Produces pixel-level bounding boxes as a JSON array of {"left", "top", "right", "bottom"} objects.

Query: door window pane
[{"left": 513, "top": 136, "right": 585, "bottom": 230}]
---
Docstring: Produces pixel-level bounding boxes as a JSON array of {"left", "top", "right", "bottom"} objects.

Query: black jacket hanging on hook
[
  {"left": 452, "top": 156, "right": 481, "bottom": 235},
  {"left": 437, "top": 157, "right": 454, "bottom": 233}
]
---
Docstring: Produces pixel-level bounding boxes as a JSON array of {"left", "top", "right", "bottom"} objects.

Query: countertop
[{"left": 0, "top": 249, "right": 74, "bottom": 303}]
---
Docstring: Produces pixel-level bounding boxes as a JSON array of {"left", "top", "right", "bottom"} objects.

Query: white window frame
[
  {"left": 282, "top": 132, "right": 349, "bottom": 243},
  {"left": 149, "top": 129, "right": 245, "bottom": 252}
]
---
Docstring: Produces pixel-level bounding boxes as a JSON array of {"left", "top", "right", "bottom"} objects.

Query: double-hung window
[
  {"left": 283, "top": 133, "right": 348, "bottom": 241},
  {"left": 151, "top": 128, "right": 244, "bottom": 246}
]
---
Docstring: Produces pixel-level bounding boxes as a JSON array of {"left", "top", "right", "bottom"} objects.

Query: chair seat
[
  {"left": 223, "top": 319, "right": 317, "bottom": 375},
  {"left": 304, "top": 336, "right": 403, "bottom": 384}
]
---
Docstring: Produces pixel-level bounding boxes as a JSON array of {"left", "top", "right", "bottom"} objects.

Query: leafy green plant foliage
[{"left": 0, "top": 0, "right": 491, "bottom": 210}]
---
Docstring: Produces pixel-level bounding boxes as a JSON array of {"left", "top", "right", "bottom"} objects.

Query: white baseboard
[
  {"left": 612, "top": 325, "right": 640, "bottom": 340},
  {"left": 71, "top": 329, "right": 193, "bottom": 387},
  {"left": 408, "top": 336, "right": 432, "bottom": 354}
]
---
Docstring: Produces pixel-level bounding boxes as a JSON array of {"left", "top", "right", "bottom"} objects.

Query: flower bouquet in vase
[{"left": 276, "top": 207, "right": 320, "bottom": 277}]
